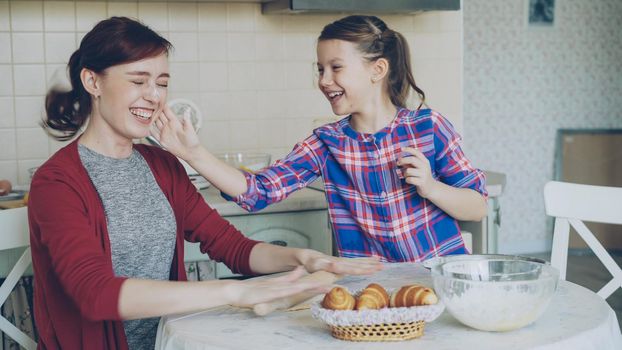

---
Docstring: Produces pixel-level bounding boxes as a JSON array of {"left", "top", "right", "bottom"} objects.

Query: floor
[{"left": 530, "top": 251, "right": 622, "bottom": 329}]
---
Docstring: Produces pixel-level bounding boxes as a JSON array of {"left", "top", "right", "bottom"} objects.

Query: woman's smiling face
[
  {"left": 93, "top": 53, "right": 169, "bottom": 141},
  {"left": 316, "top": 39, "right": 376, "bottom": 116}
]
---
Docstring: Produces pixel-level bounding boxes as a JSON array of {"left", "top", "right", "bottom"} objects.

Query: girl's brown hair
[
  {"left": 44, "top": 17, "right": 172, "bottom": 140},
  {"left": 318, "top": 15, "right": 425, "bottom": 110}
]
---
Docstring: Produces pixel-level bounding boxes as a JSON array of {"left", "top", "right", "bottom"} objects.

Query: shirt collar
[{"left": 341, "top": 107, "right": 407, "bottom": 142}]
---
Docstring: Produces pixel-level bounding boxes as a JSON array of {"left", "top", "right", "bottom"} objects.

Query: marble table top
[{"left": 156, "top": 263, "right": 621, "bottom": 350}]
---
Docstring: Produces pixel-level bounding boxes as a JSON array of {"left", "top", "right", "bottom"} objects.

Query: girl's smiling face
[
  {"left": 89, "top": 53, "right": 170, "bottom": 141},
  {"left": 316, "top": 39, "right": 377, "bottom": 116}
]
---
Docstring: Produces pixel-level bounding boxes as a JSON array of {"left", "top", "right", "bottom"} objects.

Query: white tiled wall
[{"left": 0, "top": 0, "right": 463, "bottom": 186}]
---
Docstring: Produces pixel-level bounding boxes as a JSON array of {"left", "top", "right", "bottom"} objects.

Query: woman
[{"left": 29, "top": 17, "right": 381, "bottom": 350}]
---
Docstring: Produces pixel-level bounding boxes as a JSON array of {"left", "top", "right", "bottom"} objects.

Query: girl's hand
[
  {"left": 151, "top": 105, "right": 201, "bottom": 160},
  {"left": 228, "top": 266, "right": 331, "bottom": 308},
  {"left": 398, "top": 147, "right": 439, "bottom": 199},
  {"left": 299, "top": 250, "right": 383, "bottom": 276}
]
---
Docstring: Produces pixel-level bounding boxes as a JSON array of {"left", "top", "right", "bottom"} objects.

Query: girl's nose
[{"left": 319, "top": 73, "right": 332, "bottom": 87}]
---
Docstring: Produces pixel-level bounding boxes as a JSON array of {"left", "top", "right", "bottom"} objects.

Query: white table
[{"left": 156, "top": 263, "right": 622, "bottom": 350}]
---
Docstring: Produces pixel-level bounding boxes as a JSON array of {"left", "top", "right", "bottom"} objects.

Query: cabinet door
[{"left": 184, "top": 210, "right": 332, "bottom": 279}]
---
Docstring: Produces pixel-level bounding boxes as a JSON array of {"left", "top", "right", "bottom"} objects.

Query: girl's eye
[
  {"left": 132, "top": 81, "right": 145, "bottom": 85},
  {"left": 332, "top": 66, "right": 342, "bottom": 71},
  {"left": 157, "top": 83, "right": 168, "bottom": 88}
]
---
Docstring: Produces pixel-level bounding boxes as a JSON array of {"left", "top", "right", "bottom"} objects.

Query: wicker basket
[
  {"left": 311, "top": 287, "right": 444, "bottom": 342},
  {"left": 330, "top": 320, "right": 425, "bottom": 341}
]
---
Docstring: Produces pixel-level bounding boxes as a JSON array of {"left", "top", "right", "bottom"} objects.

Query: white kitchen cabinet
[{"left": 184, "top": 187, "right": 332, "bottom": 279}]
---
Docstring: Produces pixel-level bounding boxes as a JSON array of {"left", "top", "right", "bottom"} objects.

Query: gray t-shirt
[{"left": 79, "top": 144, "right": 176, "bottom": 350}]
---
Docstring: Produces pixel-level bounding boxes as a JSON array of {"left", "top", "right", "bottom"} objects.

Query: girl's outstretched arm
[{"left": 152, "top": 106, "right": 247, "bottom": 197}]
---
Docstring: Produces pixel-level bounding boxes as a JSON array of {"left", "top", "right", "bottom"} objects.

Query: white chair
[
  {"left": 544, "top": 181, "right": 622, "bottom": 299},
  {"left": 0, "top": 207, "right": 37, "bottom": 350}
]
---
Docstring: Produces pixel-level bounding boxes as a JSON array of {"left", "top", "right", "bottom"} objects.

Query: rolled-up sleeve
[
  {"left": 223, "top": 137, "right": 323, "bottom": 212},
  {"left": 431, "top": 111, "right": 488, "bottom": 198}
]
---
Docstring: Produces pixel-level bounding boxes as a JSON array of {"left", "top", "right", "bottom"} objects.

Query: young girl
[
  {"left": 155, "top": 15, "right": 487, "bottom": 263},
  {"left": 29, "top": 17, "right": 381, "bottom": 350}
]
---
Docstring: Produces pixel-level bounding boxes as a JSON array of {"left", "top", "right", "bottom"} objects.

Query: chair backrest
[
  {"left": 544, "top": 181, "right": 622, "bottom": 299},
  {"left": 0, "top": 207, "right": 37, "bottom": 350}
]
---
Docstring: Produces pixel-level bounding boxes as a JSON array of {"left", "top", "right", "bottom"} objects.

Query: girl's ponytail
[{"left": 389, "top": 30, "right": 425, "bottom": 109}]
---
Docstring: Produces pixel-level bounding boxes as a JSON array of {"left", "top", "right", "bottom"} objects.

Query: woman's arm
[
  {"left": 248, "top": 243, "right": 384, "bottom": 276},
  {"left": 118, "top": 267, "right": 325, "bottom": 320},
  {"left": 118, "top": 244, "right": 383, "bottom": 320}
]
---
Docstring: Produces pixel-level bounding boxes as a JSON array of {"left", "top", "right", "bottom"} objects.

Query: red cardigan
[{"left": 28, "top": 140, "right": 259, "bottom": 349}]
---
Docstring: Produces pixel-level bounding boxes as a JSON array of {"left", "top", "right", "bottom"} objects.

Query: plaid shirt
[{"left": 229, "top": 108, "right": 487, "bottom": 262}]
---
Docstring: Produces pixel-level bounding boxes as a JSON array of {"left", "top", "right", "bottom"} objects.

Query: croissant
[
  {"left": 389, "top": 285, "right": 438, "bottom": 307},
  {"left": 322, "top": 286, "right": 355, "bottom": 310},
  {"left": 355, "top": 283, "right": 390, "bottom": 310}
]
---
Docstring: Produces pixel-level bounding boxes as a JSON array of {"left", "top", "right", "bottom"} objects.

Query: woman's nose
[{"left": 144, "top": 84, "right": 161, "bottom": 102}]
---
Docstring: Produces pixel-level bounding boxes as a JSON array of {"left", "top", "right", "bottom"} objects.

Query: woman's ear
[
  {"left": 371, "top": 58, "right": 389, "bottom": 83},
  {"left": 80, "top": 68, "right": 101, "bottom": 98}
]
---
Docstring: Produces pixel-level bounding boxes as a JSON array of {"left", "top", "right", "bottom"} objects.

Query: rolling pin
[{"left": 253, "top": 271, "right": 341, "bottom": 316}]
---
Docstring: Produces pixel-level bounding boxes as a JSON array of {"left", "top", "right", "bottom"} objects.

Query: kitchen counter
[{"left": 484, "top": 170, "right": 505, "bottom": 197}]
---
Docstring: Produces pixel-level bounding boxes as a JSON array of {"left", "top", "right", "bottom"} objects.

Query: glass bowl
[
  {"left": 423, "top": 253, "right": 548, "bottom": 270},
  {"left": 431, "top": 257, "right": 559, "bottom": 332},
  {"left": 216, "top": 152, "right": 271, "bottom": 173}
]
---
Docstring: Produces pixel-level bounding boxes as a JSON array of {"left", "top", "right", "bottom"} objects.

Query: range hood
[{"left": 262, "top": 0, "right": 460, "bottom": 14}]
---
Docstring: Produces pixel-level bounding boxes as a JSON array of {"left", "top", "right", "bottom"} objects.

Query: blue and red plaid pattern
[{"left": 228, "top": 108, "right": 487, "bottom": 262}]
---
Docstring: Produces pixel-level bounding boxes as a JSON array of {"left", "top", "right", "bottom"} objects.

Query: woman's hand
[
  {"left": 151, "top": 105, "right": 201, "bottom": 160},
  {"left": 297, "top": 249, "right": 383, "bottom": 276},
  {"left": 398, "top": 147, "right": 439, "bottom": 199},
  {"left": 227, "top": 266, "right": 331, "bottom": 308}
]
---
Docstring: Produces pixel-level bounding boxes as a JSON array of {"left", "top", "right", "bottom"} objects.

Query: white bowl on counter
[{"left": 216, "top": 152, "right": 271, "bottom": 173}]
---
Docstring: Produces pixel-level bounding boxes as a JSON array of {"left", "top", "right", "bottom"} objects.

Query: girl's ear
[
  {"left": 371, "top": 58, "right": 389, "bottom": 83},
  {"left": 80, "top": 68, "right": 102, "bottom": 98}
]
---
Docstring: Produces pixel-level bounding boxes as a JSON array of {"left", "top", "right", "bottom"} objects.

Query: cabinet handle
[{"left": 270, "top": 240, "right": 288, "bottom": 247}]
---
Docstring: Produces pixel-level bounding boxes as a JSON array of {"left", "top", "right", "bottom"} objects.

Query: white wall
[
  {"left": 0, "top": 1, "right": 463, "bottom": 187},
  {"left": 463, "top": 0, "right": 622, "bottom": 254}
]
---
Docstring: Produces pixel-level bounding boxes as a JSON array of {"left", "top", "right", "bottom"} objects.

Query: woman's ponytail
[{"left": 43, "top": 49, "right": 91, "bottom": 141}]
